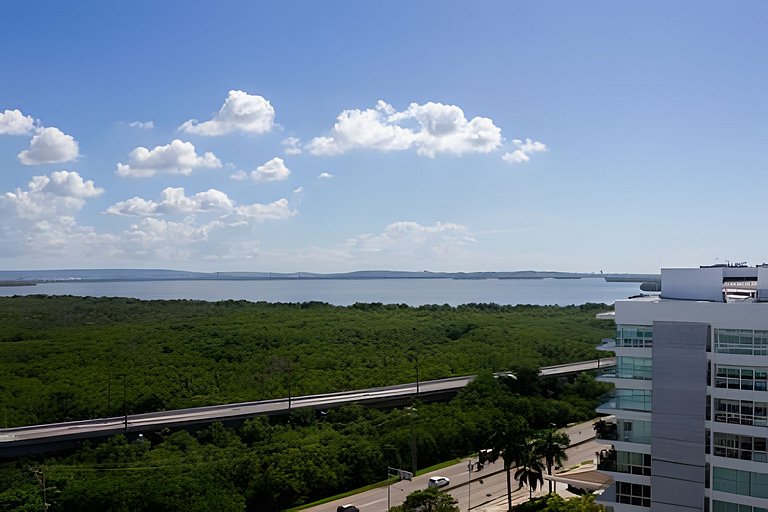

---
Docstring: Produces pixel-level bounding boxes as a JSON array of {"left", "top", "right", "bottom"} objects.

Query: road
[
  {"left": 0, "top": 358, "right": 613, "bottom": 455},
  {"left": 308, "top": 420, "right": 601, "bottom": 512},
  {"left": 0, "top": 376, "right": 472, "bottom": 453}
]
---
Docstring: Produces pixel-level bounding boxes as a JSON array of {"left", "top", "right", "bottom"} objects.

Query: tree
[
  {"left": 534, "top": 428, "right": 569, "bottom": 494},
  {"left": 514, "top": 447, "right": 545, "bottom": 499},
  {"left": 390, "top": 487, "right": 459, "bottom": 512},
  {"left": 487, "top": 414, "right": 530, "bottom": 512},
  {"left": 515, "top": 494, "right": 604, "bottom": 512}
]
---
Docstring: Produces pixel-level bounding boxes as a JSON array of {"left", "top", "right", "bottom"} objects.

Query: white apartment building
[{"left": 595, "top": 265, "right": 768, "bottom": 512}]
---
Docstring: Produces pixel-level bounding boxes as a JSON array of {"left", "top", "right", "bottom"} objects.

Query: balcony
[
  {"left": 597, "top": 447, "right": 617, "bottom": 472},
  {"left": 594, "top": 419, "right": 619, "bottom": 441},
  {"left": 713, "top": 412, "right": 768, "bottom": 427},
  {"left": 598, "top": 338, "right": 616, "bottom": 351}
]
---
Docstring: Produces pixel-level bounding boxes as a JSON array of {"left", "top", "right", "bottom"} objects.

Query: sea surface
[{"left": 0, "top": 277, "right": 643, "bottom": 306}]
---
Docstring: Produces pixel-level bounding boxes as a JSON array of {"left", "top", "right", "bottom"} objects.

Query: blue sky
[{"left": 1, "top": 1, "right": 766, "bottom": 273}]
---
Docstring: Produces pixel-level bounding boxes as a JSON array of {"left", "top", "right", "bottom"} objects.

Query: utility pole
[
  {"left": 287, "top": 363, "right": 293, "bottom": 414},
  {"left": 467, "top": 459, "right": 473, "bottom": 511},
  {"left": 409, "top": 406, "right": 418, "bottom": 475},
  {"left": 415, "top": 355, "right": 420, "bottom": 398},
  {"left": 30, "top": 466, "right": 54, "bottom": 511},
  {"left": 106, "top": 363, "right": 111, "bottom": 418},
  {"left": 123, "top": 374, "right": 128, "bottom": 432}
]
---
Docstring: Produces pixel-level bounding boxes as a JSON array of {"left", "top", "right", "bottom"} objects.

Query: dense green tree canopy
[
  {"left": 0, "top": 297, "right": 614, "bottom": 511},
  {"left": 0, "top": 296, "right": 612, "bottom": 426}
]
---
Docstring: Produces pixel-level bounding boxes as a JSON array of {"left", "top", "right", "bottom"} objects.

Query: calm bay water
[{"left": 0, "top": 278, "right": 641, "bottom": 306}]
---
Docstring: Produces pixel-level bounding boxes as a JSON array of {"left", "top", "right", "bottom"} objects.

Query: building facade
[{"left": 596, "top": 265, "right": 768, "bottom": 512}]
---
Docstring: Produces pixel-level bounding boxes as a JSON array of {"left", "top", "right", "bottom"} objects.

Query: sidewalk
[
  {"left": 472, "top": 463, "right": 598, "bottom": 512},
  {"left": 466, "top": 420, "right": 603, "bottom": 512}
]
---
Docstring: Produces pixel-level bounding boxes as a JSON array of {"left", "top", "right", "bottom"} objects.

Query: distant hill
[{"left": 0, "top": 268, "right": 660, "bottom": 283}]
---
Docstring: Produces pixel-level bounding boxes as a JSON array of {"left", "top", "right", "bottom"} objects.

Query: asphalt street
[{"left": 308, "top": 419, "right": 601, "bottom": 512}]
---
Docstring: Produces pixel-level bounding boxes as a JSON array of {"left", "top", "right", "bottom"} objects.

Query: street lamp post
[
  {"left": 467, "top": 459, "right": 473, "bottom": 511},
  {"left": 123, "top": 374, "right": 128, "bottom": 432},
  {"left": 415, "top": 356, "right": 420, "bottom": 398},
  {"left": 287, "top": 364, "right": 292, "bottom": 414},
  {"left": 410, "top": 413, "right": 417, "bottom": 475}
]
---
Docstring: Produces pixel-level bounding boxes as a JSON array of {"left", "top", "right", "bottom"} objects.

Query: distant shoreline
[{"left": 0, "top": 269, "right": 660, "bottom": 285}]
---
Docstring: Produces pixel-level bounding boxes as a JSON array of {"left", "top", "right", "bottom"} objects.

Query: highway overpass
[{"left": 0, "top": 357, "right": 614, "bottom": 457}]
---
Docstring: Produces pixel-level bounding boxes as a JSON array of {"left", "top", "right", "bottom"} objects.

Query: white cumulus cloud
[
  {"left": 106, "top": 187, "right": 296, "bottom": 224},
  {"left": 36, "top": 171, "right": 104, "bottom": 198},
  {"left": 282, "top": 137, "right": 302, "bottom": 155},
  {"left": 18, "top": 127, "right": 80, "bottom": 165},
  {"left": 318, "top": 172, "right": 334, "bottom": 179},
  {"left": 0, "top": 109, "right": 36, "bottom": 135},
  {"left": 234, "top": 198, "right": 296, "bottom": 222},
  {"left": 179, "top": 90, "right": 275, "bottom": 136},
  {"left": 306, "top": 100, "right": 502, "bottom": 158},
  {"left": 116, "top": 139, "right": 222, "bottom": 177},
  {"left": 106, "top": 187, "right": 234, "bottom": 217},
  {"left": 501, "top": 138, "right": 548, "bottom": 164},
  {"left": 1, "top": 171, "right": 102, "bottom": 220},
  {"left": 231, "top": 157, "right": 291, "bottom": 182}
]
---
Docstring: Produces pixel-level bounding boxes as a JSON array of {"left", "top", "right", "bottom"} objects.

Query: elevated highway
[{"left": 0, "top": 357, "right": 614, "bottom": 457}]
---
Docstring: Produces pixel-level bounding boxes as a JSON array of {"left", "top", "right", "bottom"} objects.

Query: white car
[{"left": 428, "top": 476, "right": 450, "bottom": 488}]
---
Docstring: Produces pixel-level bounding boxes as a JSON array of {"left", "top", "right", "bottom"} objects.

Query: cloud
[
  {"left": 282, "top": 137, "right": 302, "bottom": 155},
  {"left": 501, "top": 138, "right": 547, "bottom": 164},
  {"left": 120, "top": 218, "right": 222, "bottom": 261},
  {"left": 128, "top": 121, "right": 154, "bottom": 130},
  {"left": 103, "top": 185, "right": 295, "bottom": 261},
  {"left": 349, "top": 221, "right": 476, "bottom": 254},
  {"left": 18, "top": 127, "right": 79, "bottom": 165},
  {"left": 0, "top": 214, "right": 118, "bottom": 262},
  {"left": 230, "top": 157, "right": 291, "bottom": 182},
  {"left": 1, "top": 171, "right": 102, "bottom": 221},
  {"left": 233, "top": 198, "right": 296, "bottom": 221},
  {"left": 106, "top": 187, "right": 296, "bottom": 223},
  {"left": 116, "top": 139, "right": 222, "bottom": 177},
  {"left": 106, "top": 187, "right": 233, "bottom": 217},
  {"left": 179, "top": 90, "right": 275, "bottom": 136},
  {"left": 293, "top": 186, "right": 304, "bottom": 194},
  {"left": 0, "top": 109, "right": 36, "bottom": 135},
  {"left": 306, "top": 100, "right": 502, "bottom": 158},
  {"left": 114, "top": 197, "right": 294, "bottom": 261},
  {"left": 34, "top": 171, "right": 104, "bottom": 198},
  {"left": 318, "top": 172, "right": 334, "bottom": 179}
]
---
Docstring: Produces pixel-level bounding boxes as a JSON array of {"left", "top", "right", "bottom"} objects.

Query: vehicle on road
[
  {"left": 337, "top": 505, "right": 359, "bottom": 512},
  {"left": 427, "top": 476, "right": 450, "bottom": 488}
]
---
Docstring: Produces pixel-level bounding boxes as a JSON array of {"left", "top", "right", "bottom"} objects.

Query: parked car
[
  {"left": 428, "top": 476, "right": 450, "bottom": 488},
  {"left": 337, "top": 505, "right": 359, "bottom": 512}
]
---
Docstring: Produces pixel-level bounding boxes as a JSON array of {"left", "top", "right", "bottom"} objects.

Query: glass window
[
  {"left": 616, "top": 389, "right": 652, "bottom": 412},
  {"left": 616, "top": 325, "right": 653, "bottom": 348},
  {"left": 713, "top": 467, "right": 768, "bottom": 498},
  {"left": 715, "top": 329, "right": 768, "bottom": 355}
]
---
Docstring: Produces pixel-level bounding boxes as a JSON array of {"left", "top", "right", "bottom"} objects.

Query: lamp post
[
  {"left": 123, "top": 374, "right": 128, "bottom": 432},
  {"left": 467, "top": 459, "right": 473, "bottom": 511},
  {"left": 287, "top": 364, "right": 292, "bottom": 414},
  {"left": 415, "top": 355, "right": 420, "bottom": 398},
  {"left": 408, "top": 353, "right": 420, "bottom": 398}
]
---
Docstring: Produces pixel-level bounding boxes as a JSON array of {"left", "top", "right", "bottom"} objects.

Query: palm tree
[
  {"left": 487, "top": 415, "right": 530, "bottom": 512},
  {"left": 514, "top": 448, "right": 545, "bottom": 499},
  {"left": 535, "top": 428, "right": 570, "bottom": 494}
]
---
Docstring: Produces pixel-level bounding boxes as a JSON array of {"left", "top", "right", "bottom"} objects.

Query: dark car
[{"left": 337, "top": 505, "right": 359, "bottom": 512}]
